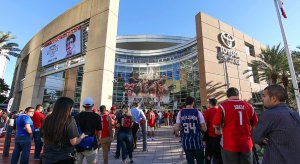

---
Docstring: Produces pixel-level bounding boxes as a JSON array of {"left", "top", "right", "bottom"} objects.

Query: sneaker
[
  {"left": 151, "top": 138, "right": 155, "bottom": 141},
  {"left": 130, "top": 159, "right": 134, "bottom": 163}
]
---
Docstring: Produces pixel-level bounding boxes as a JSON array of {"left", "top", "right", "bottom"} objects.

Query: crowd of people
[
  {"left": 2, "top": 84, "right": 300, "bottom": 164},
  {"left": 5, "top": 96, "right": 176, "bottom": 164},
  {"left": 175, "top": 85, "right": 300, "bottom": 164}
]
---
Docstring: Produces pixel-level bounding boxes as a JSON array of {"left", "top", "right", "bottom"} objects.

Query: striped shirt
[
  {"left": 253, "top": 103, "right": 300, "bottom": 164},
  {"left": 176, "top": 108, "right": 205, "bottom": 150}
]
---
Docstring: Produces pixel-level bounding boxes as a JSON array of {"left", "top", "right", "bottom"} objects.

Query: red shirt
[
  {"left": 163, "top": 112, "right": 169, "bottom": 119},
  {"left": 109, "top": 113, "right": 116, "bottom": 129},
  {"left": 31, "top": 111, "right": 45, "bottom": 129},
  {"left": 101, "top": 114, "right": 110, "bottom": 139},
  {"left": 148, "top": 112, "right": 156, "bottom": 127},
  {"left": 204, "top": 107, "right": 219, "bottom": 137},
  {"left": 213, "top": 99, "right": 258, "bottom": 152}
]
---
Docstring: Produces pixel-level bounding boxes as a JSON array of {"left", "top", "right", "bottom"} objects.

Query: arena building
[{"left": 11, "top": 0, "right": 267, "bottom": 111}]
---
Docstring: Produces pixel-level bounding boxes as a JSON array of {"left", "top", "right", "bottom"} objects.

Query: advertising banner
[{"left": 42, "top": 27, "right": 82, "bottom": 66}]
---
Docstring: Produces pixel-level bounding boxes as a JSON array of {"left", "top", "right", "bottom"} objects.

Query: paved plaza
[{"left": 0, "top": 126, "right": 189, "bottom": 164}]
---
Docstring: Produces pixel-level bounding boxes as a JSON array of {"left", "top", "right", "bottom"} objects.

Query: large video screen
[
  {"left": 42, "top": 27, "right": 82, "bottom": 66},
  {"left": 123, "top": 73, "right": 170, "bottom": 104}
]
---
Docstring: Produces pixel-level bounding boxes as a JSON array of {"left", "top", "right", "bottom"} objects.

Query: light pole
[
  {"left": 273, "top": 0, "right": 300, "bottom": 111},
  {"left": 223, "top": 55, "right": 230, "bottom": 90}
]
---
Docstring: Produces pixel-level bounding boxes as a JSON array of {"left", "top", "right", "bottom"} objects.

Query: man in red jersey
[
  {"left": 204, "top": 98, "right": 222, "bottom": 164},
  {"left": 163, "top": 111, "right": 170, "bottom": 126},
  {"left": 99, "top": 105, "right": 112, "bottom": 164},
  {"left": 147, "top": 108, "right": 156, "bottom": 141},
  {"left": 31, "top": 104, "right": 45, "bottom": 160},
  {"left": 108, "top": 106, "right": 117, "bottom": 154},
  {"left": 213, "top": 87, "right": 258, "bottom": 164}
]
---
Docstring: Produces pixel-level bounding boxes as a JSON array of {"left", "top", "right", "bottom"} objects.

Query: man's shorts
[
  {"left": 147, "top": 126, "right": 155, "bottom": 132},
  {"left": 77, "top": 149, "right": 98, "bottom": 163}
]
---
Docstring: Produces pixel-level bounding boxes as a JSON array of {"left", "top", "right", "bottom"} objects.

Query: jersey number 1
[{"left": 238, "top": 111, "right": 243, "bottom": 125}]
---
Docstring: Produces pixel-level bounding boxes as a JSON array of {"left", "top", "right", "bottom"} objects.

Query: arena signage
[
  {"left": 41, "top": 26, "right": 82, "bottom": 67},
  {"left": 217, "top": 33, "right": 240, "bottom": 65}
]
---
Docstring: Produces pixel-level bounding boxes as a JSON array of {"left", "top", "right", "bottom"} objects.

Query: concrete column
[
  {"left": 64, "top": 67, "right": 78, "bottom": 99},
  {"left": 19, "top": 48, "right": 43, "bottom": 110},
  {"left": 80, "top": 0, "right": 119, "bottom": 110}
]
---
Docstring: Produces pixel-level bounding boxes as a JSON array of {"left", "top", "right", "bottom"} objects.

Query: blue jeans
[
  {"left": 11, "top": 135, "right": 32, "bottom": 164},
  {"left": 184, "top": 149, "right": 204, "bottom": 164},
  {"left": 33, "top": 130, "right": 43, "bottom": 159},
  {"left": 118, "top": 132, "right": 133, "bottom": 161},
  {"left": 115, "top": 132, "right": 121, "bottom": 158}
]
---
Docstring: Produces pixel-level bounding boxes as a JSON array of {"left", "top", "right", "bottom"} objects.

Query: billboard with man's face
[{"left": 41, "top": 26, "right": 82, "bottom": 67}]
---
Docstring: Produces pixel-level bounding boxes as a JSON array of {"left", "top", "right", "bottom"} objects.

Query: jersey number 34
[{"left": 183, "top": 123, "right": 196, "bottom": 134}]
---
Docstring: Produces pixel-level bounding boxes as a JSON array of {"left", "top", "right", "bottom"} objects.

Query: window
[
  {"left": 245, "top": 43, "right": 255, "bottom": 57},
  {"left": 248, "top": 65, "right": 259, "bottom": 83}
]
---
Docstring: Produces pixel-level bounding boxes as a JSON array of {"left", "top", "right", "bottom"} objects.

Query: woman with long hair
[
  {"left": 116, "top": 105, "right": 134, "bottom": 164},
  {"left": 41, "top": 97, "right": 86, "bottom": 164}
]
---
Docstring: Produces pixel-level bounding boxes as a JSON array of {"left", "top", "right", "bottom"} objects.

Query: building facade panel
[
  {"left": 12, "top": 9, "right": 268, "bottom": 112},
  {"left": 219, "top": 21, "right": 234, "bottom": 35},
  {"left": 196, "top": 12, "right": 267, "bottom": 106},
  {"left": 13, "top": 0, "right": 119, "bottom": 111}
]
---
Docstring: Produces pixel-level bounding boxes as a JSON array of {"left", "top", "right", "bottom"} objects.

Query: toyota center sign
[{"left": 217, "top": 33, "right": 240, "bottom": 65}]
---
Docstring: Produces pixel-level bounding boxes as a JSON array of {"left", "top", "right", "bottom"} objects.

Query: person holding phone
[{"left": 41, "top": 97, "right": 87, "bottom": 164}]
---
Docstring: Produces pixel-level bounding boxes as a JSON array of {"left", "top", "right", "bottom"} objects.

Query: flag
[{"left": 277, "top": 0, "right": 287, "bottom": 18}]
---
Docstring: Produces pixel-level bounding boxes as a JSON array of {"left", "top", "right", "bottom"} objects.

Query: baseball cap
[
  {"left": 82, "top": 97, "right": 94, "bottom": 108},
  {"left": 110, "top": 106, "right": 116, "bottom": 111}
]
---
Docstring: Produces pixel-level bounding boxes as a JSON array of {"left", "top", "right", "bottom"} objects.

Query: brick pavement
[
  {"left": 0, "top": 126, "right": 187, "bottom": 164},
  {"left": 96, "top": 126, "right": 186, "bottom": 164}
]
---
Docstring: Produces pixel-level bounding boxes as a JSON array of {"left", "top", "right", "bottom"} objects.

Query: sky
[{"left": 1, "top": 0, "right": 300, "bottom": 89}]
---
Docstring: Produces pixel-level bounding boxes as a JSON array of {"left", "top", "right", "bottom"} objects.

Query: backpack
[{"left": 77, "top": 127, "right": 95, "bottom": 150}]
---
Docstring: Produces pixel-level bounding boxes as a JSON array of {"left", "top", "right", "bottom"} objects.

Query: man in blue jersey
[
  {"left": 11, "top": 107, "right": 35, "bottom": 164},
  {"left": 175, "top": 96, "right": 207, "bottom": 164}
]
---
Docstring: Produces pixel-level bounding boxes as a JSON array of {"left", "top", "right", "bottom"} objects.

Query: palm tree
[
  {"left": 244, "top": 44, "right": 287, "bottom": 84},
  {"left": 0, "top": 31, "right": 20, "bottom": 60},
  {"left": 243, "top": 44, "right": 300, "bottom": 104}
]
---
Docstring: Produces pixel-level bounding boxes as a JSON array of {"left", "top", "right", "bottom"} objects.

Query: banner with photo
[
  {"left": 42, "top": 27, "right": 82, "bottom": 66},
  {"left": 123, "top": 74, "right": 170, "bottom": 104}
]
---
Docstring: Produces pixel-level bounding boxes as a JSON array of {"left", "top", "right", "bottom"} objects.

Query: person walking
[
  {"left": 163, "top": 111, "right": 170, "bottom": 126},
  {"left": 0, "top": 109, "right": 8, "bottom": 137},
  {"left": 253, "top": 85, "right": 300, "bottom": 164},
  {"left": 157, "top": 111, "right": 162, "bottom": 128},
  {"left": 147, "top": 108, "right": 156, "bottom": 141},
  {"left": 203, "top": 98, "right": 222, "bottom": 164},
  {"left": 99, "top": 105, "right": 112, "bottom": 164},
  {"left": 41, "top": 97, "right": 86, "bottom": 164},
  {"left": 45, "top": 107, "right": 53, "bottom": 117},
  {"left": 175, "top": 96, "right": 207, "bottom": 164},
  {"left": 108, "top": 106, "right": 117, "bottom": 154},
  {"left": 213, "top": 87, "right": 258, "bottom": 164},
  {"left": 130, "top": 102, "right": 146, "bottom": 149},
  {"left": 31, "top": 104, "right": 45, "bottom": 160},
  {"left": 116, "top": 105, "right": 134, "bottom": 164},
  {"left": 74, "top": 97, "right": 102, "bottom": 164},
  {"left": 11, "top": 107, "right": 35, "bottom": 164}
]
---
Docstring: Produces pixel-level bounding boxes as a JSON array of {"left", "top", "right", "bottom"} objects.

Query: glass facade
[
  {"left": 40, "top": 32, "right": 201, "bottom": 110},
  {"left": 42, "top": 71, "right": 65, "bottom": 108},
  {"left": 113, "top": 44, "right": 201, "bottom": 110}
]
